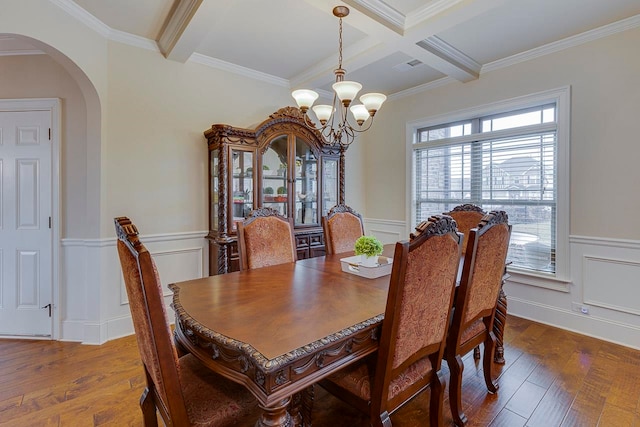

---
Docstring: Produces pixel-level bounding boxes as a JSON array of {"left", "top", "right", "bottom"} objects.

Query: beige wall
[
  {"left": 361, "top": 26, "right": 640, "bottom": 240},
  {"left": 104, "top": 42, "right": 293, "bottom": 235}
]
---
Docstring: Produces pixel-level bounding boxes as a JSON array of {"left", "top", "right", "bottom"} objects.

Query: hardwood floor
[{"left": 1, "top": 315, "right": 639, "bottom": 426}]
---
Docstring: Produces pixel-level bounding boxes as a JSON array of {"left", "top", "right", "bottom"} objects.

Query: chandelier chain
[{"left": 338, "top": 16, "right": 343, "bottom": 71}]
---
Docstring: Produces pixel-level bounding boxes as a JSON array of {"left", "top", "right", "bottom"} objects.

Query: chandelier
[{"left": 291, "top": 6, "right": 386, "bottom": 148}]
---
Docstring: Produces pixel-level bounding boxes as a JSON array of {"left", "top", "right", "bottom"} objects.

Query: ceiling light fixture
[{"left": 292, "top": 6, "right": 386, "bottom": 148}]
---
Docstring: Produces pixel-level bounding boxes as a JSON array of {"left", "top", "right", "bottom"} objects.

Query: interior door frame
[{"left": 0, "top": 98, "right": 61, "bottom": 340}]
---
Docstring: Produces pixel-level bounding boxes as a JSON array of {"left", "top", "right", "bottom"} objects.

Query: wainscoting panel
[
  {"left": 118, "top": 247, "right": 203, "bottom": 306},
  {"left": 61, "top": 231, "right": 208, "bottom": 344},
  {"left": 363, "top": 218, "right": 408, "bottom": 244},
  {"left": 583, "top": 256, "right": 640, "bottom": 316}
]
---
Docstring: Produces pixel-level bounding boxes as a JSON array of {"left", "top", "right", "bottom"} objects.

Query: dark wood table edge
[{"left": 170, "top": 282, "right": 383, "bottom": 407}]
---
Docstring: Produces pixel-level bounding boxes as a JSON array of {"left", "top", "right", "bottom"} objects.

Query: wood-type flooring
[{"left": 1, "top": 315, "right": 639, "bottom": 426}]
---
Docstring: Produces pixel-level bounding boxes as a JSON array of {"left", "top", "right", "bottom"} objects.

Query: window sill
[{"left": 506, "top": 267, "right": 571, "bottom": 292}]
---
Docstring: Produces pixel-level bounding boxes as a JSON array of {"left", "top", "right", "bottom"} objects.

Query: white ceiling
[{"left": 5, "top": 0, "right": 640, "bottom": 99}]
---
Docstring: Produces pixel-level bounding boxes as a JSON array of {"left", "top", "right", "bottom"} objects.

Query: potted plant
[
  {"left": 276, "top": 186, "right": 287, "bottom": 202},
  {"left": 264, "top": 187, "right": 274, "bottom": 201},
  {"left": 354, "top": 235, "right": 383, "bottom": 267}
]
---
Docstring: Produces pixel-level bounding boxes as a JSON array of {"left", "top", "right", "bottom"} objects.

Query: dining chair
[
  {"left": 114, "top": 217, "right": 259, "bottom": 426},
  {"left": 321, "top": 204, "right": 365, "bottom": 254},
  {"left": 319, "top": 215, "right": 462, "bottom": 427},
  {"left": 444, "top": 211, "right": 512, "bottom": 426},
  {"left": 445, "top": 203, "right": 509, "bottom": 363},
  {"left": 444, "top": 203, "right": 486, "bottom": 256},
  {"left": 236, "top": 207, "right": 297, "bottom": 270}
]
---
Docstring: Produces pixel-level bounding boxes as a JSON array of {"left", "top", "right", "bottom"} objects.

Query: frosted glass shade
[
  {"left": 349, "top": 104, "right": 369, "bottom": 125},
  {"left": 360, "top": 93, "right": 387, "bottom": 114},
  {"left": 292, "top": 89, "right": 319, "bottom": 112},
  {"left": 312, "top": 105, "right": 334, "bottom": 124},
  {"left": 332, "top": 81, "right": 362, "bottom": 105}
]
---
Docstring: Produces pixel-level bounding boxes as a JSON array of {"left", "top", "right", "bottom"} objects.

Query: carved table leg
[
  {"left": 287, "top": 386, "right": 314, "bottom": 427},
  {"left": 256, "top": 397, "right": 293, "bottom": 427},
  {"left": 493, "top": 284, "right": 508, "bottom": 365},
  {"left": 302, "top": 385, "right": 314, "bottom": 427},
  {"left": 288, "top": 392, "right": 302, "bottom": 427}
]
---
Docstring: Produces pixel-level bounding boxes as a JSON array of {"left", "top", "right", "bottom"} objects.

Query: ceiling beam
[
  {"left": 157, "top": 0, "right": 229, "bottom": 62},
  {"left": 297, "top": 0, "right": 507, "bottom": 87}
]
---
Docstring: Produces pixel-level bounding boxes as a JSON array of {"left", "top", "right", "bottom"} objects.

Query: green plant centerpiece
[{"left": 354, "top": 235, "right": 383, "bottom": 267}]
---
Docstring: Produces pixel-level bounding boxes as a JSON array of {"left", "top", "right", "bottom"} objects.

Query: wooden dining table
[
  {"left": 169, "top": 245, "right": 507, "bottom": 427},
  {"left": 169, "top": 247, "right": 395, "bottom": 427}
]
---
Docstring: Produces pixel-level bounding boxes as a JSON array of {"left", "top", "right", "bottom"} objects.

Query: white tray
[{"left": 340, "top": 255, "right": 393, "bottom": 279}]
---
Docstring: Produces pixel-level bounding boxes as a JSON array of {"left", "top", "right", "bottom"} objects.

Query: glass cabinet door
[
  {"left": 262, "top": 135, "right": 289, "bottom": 217},
  {"left": 231, "top": 149, "right": 254, "bottom": 230},
  {"left": 295, "top": 136, "right": 318, "bottom": 226},
  {"left": 322, "top": 158, "right": 338, "bottom": 215},
  {"left": 210, "top": 148, "right": 219, "bottom": 231}
]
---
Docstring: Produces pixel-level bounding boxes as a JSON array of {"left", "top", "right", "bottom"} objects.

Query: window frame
[{"left": 405, "top": 87, "right": 571, "bottom": 289}]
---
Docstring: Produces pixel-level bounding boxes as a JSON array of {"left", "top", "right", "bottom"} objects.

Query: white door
[{"left": 0, "top": 110, "right": 52, "bottom": 337}]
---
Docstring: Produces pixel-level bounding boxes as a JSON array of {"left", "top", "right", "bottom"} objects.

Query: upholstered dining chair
[
  {"left": 237, "top": 207, "right": 296, "bottom": 270},
  {"left": 114, "top": 217, "right": 259, "bottom": 426},
  {"left": 322, "top": 204, "right": 365, "bottom": 254},
  {"left": 319, "top": 215, "right": 462, "bottom": 427},
  {"left": 444, "top": 211, "right": 511, "bottom": 427},
  {"left": 444, "top": 203, "right": 486, "bottom": 256},
  {"left": 445, "top": 203, "right": 509, "bottom": 362}
]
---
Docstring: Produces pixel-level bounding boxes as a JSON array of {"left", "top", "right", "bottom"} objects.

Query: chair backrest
[
  {"left": 322, "top": 204, "right": 365, "bottom": 254},
  {"left": 371, "top": 215, "right": 462, "bottom": 414},
  {"left": 449, "top": 211, "right": 512, "bottom": 350},
  {"left": 114, "top": 217, "right": 189, "bottom": 422},
  {"left": 237, "top": 207, "right": 296, "bottom": 270},
  {"left": 445, "top": 203, "right": 486, "bottom": 256}
]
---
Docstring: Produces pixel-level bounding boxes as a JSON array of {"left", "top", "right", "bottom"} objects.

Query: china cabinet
[{"left": 205, "top": 107, "right": 346, "bottom": 275}]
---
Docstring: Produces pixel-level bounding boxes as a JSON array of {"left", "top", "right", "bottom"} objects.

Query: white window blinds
[{"left": 413, "top": 104, "right": 558, "bottom": 274}]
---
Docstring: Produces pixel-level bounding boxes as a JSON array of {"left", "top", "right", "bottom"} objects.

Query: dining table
[
  {"left": 169, "top": 245, "right": 507, "bottom": 427},
  {"left": 169, "top": 247, "right": 395, "bottom": 427}
]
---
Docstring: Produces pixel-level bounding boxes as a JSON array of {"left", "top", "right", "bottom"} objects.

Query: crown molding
[
  {"left": 405, "top": 0, "right": 465, "bottom": 29},
  {"left": 388, "top": 76, "right": 455, "bottom": 101},
  {"left": 49, "top": 0, "right": 159, "bottom": 52},
  {"left": 344, "top": 0, "right": 405, "bottom": 32},
  {"left": 109, "top": 28, "right": 160, "bottom": 52},
  {"left": 188, "top": 53, "right": 290, "bottom": 88},
  {"left": 482, "top": 13, "right": 640, "bottom": 74},
  {"left": 393, "top": 13, "right": 640, "bottom": 100},
  {"left": 418, "top": 35, "right": 481, "bottom": 76},
  {"left": 49, "top": 0, "right": 111, "bottom": 38}
]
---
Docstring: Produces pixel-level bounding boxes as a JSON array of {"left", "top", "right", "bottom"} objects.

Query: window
[{"left": 411, "top": 88, "right": 570, "bottom": 280}]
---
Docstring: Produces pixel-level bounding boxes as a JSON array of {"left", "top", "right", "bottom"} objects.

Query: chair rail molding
[{"left": 60, "top": 231, "right": 208, "bottom": 344}]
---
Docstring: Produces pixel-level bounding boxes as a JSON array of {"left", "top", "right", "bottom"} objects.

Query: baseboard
[{"left": 508, "top": 296, "right": 640, "bottom": 351}]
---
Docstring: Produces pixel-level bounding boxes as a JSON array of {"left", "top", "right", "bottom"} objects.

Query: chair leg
[
  {"left": 140, "top": 388, "right": 158, "bottom": 427},
  {"left": 473, "top": 346, "right": 480, "bottom": 359},
  {"left": 483, "top": 334, "right": 499, "bottom": 394},
  {"left": 447, "top": 354, "right": 468, "bottom": 427},
  {"left": 430, "top": 370, "right": 446, "bottom": 427},
  {"left": 493, "top": 287, "right": 508, "bottom": 364}
]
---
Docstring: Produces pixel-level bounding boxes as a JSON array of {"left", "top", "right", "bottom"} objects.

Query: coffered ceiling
[{"left": 5, "top": 0, "right": 640, "bottom": 98}]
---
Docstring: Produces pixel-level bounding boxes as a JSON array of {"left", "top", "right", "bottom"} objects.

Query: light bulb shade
[
  {"left": 292, "top": 89, "right": 319, "bottom": 112},
  {"left": 360, "top": 93, "right": 386, "bottom": 114},
  {"left": 349, "top": 104, "right": 369, "bottom": 125},
  {"left": 332, "top": 81, "right": 362, "bottom": 105},
  {"left": 312, "top": 104, "right": 335, "bottom": 124}
]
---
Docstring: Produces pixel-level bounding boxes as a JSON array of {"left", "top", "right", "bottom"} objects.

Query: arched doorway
[{"left": 0, "top": 34, "right": 103, "bottom": 339}]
